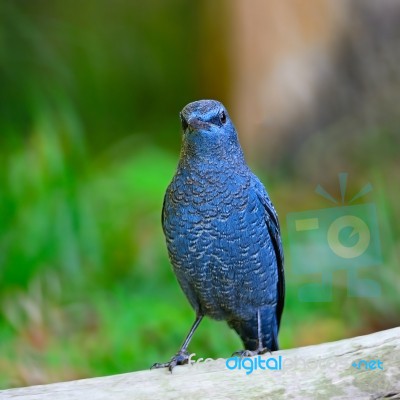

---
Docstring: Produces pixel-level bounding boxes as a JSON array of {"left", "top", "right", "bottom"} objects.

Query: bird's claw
[
  {"left": 232, "top": 347, "right": 271, "bottom": 357},
  {"left": 151, "top": 351, "right": 191, "bottom": 372}
]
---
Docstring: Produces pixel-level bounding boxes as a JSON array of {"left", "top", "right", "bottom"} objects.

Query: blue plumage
[{"left": 152, "top": 99, "right": 284, "bottom": 371}]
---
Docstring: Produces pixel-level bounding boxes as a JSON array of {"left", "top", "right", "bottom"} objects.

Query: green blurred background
[{"left": 1, "top": 0, "right": 399, "bottom": 389}]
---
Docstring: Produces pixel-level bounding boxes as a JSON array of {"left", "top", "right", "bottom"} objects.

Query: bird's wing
[
  {"left": 161, "top": 183, "right": 173, "bottom": 234},
  {"left": 252, "top": 174, "right": 285, "bottom": 329},
  {"left": 161, "top": 191, "right": 167, "bottom": 232}
]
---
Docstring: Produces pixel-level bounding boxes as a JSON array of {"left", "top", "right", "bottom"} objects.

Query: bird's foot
[
  {"left": 151, "top": 350, "right": 191, "bottom": 372},
  {"left": 232, "top": 347, "right": 272, "bottom": 357}
]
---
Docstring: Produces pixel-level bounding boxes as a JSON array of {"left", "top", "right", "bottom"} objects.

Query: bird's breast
[
  {"left": 166, "top": 167, "right": 250, "bottom": 217},
  {"left": 162, "top": 167, "right": 263, "bottom": 256},
  {"left": 162, "top": 166, "right": 276, "bottom": 319}
]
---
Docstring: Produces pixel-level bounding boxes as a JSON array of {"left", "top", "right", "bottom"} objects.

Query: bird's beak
[{"left": 187, "top": 117, "right": 208, "bottom": 131}]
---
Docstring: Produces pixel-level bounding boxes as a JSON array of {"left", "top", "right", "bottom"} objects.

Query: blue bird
[{"left": 152, "top": 100, "right": 284, "bottom": 371}]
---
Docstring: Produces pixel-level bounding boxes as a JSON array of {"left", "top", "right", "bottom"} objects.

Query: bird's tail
[{"left": 228, "top": 306, "right": 279, "bottom": 351}]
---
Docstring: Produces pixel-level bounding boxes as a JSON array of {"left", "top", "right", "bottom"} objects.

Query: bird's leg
[
  {"left": 254, "top": 308, "right": 271, "bottom": 355},
  {"left": 232, "top": 309, "right": 272, "bottom": 357},
  {"left": 151, "top": 315, "right": 203, "bottom": 372}
]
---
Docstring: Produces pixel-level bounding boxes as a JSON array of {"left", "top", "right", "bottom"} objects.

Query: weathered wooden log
[{"left": 1, "top": 327, "right": 399, "bottom": 399}]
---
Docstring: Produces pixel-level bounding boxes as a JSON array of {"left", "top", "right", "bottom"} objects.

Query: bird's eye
[
  {"left": 220, "top": 111, "right": 227, "bottom": 124},
  {"left": 180, "top": 113, "right": 188, "bottom": 130}
]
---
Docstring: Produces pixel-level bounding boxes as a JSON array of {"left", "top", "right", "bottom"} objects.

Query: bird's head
[{"left": 179, "top": 99, "right": 243, "bottom": 160}]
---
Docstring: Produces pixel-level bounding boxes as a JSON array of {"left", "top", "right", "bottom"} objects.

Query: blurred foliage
[
  {"left": 0, "top": 1, "right": 200, "bottom": 151},
  {"left": 1, "top": 0, "right": 400, "bottom": 391}
]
